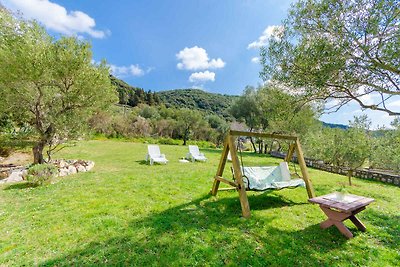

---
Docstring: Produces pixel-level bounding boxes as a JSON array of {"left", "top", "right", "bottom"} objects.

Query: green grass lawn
[{"left": 0, "top": 140, "right": 399, "bottom": 266}]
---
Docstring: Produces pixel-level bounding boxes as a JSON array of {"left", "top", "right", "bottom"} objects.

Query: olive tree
[
  {"left": 0, "top": 8, "right": 117, "bottom": 164},
  {"left": 261, "top": 0, "right": 400, "bottom": 116},
  {"left": 304, "top": 118, "right": 371, "bottom": 185},
  {"left": 231, "top": 85, "right": 319, "bottom": 152}
]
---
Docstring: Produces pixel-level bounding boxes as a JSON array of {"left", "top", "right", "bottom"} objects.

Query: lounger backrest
[
  {"left": 148, "top": 145, "right": 161, "bottom": 157},
  {"left": 189, "top": 145, "right": 200, "bottom": 156},
  {"left": 279, "top": 162, "right": 291, "bottom": 181}
]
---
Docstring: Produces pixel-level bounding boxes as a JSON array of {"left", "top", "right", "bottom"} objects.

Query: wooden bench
[{"left": 309, "top": 192, "right": 374, "bottom": 239}]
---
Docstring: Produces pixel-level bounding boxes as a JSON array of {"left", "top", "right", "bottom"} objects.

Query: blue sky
[{"left": 2, "top": 0, "right": 398, "bottom": 128}]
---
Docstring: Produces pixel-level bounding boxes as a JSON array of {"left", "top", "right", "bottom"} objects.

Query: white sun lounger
[
  {"left": 145, "top": 145, "right": 168, "bottom": 165},
  {"left": 186, "top": 145, "right": 207, "bottom": 162}
]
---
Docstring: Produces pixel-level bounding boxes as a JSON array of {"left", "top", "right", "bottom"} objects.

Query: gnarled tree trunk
[{"left": 33, "top": 140, "right": 46, "bottom": 164}]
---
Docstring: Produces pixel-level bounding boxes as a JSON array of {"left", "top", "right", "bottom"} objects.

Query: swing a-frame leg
[{"left": 211, "top": 135, "right": 251, "bottom": 218}]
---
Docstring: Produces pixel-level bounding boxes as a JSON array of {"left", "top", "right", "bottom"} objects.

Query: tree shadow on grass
[
  {"left": 38, "top": 192, "right": 358, "bottom": 266},
  {"left": 363, "top": 209, "right": 400, "bottom": 251},
  {"left": 3, "top": 182, "right": 38, "bottom": 190}
]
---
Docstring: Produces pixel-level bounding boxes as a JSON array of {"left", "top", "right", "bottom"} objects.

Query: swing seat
[{"left": 240, "top": 162, "right": 305, "bottom": 191}]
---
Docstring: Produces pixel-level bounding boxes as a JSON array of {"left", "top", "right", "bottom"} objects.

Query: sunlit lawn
[{"left": 0, "top": 140, "right": 399, "bottom": 266}]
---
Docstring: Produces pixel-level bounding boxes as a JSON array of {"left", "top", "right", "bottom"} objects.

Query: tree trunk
[
  {"left": 249, "top": 137, "right": 257, "bottom": 153},
  {"left": 183, "top": 128, "right": 189, "bottom": 145},
  {"left": 33, "top": 141, "right": 46, "bottom": 164},
  {"left": 347, "top": 169, "right": 353, "bottom": 186}
]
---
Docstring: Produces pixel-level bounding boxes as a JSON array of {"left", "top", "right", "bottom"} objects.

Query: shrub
[
  {"left": 26, "top": 164, "right": 58, "bottom": 186},
  {"left": 157, "top": 138, "right": 181, "bottom": 145},
  {"left": 0, "top": 146, "right": 12, "bottom": 157}
]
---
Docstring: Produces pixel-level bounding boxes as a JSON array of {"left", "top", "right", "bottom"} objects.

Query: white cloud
[
  {"left": 189, "top": 71, "right": 215, "bottom": 83},
  {"left": 176, "top": 46, "right": 225, "bottom": 70},
  {"left": 4, "top": 0, "right": 108, "bottom": 38},
  {"left": 109, "top": 64, "right": 149, "bottom": 77},
  {"left": 387, "top": 99, "right": 400, "bottom": 108},
  {"left": 248, "top": 25, "right": 284, "bottom": 49},
  {"left": 251, "top": 57, "right": 260, "bottom": 63}
]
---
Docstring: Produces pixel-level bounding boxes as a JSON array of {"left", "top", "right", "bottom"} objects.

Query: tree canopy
[
  {"left": 0, "top": 8, "right": 117, "bottom": 163},
  {"left": 261, "top": 0, "right": 400, "bottom": 116}
]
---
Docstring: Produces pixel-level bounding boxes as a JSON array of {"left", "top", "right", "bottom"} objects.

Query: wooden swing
[{"left": 211, "top": 130, "right": 316, "bottom": 218}]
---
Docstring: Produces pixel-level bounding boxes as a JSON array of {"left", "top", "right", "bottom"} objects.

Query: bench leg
[
  {"left": 334, "top": 221, "right": 353, "bottom": 239},
  {"left": 320, "top": 219, "right": 334, "bottom": 229},
  {"left": 320, "top": 206, "right": 353, "bottom": 238},
  {"left": 349, "top": 215, "right": 366, "bottom": 232}
]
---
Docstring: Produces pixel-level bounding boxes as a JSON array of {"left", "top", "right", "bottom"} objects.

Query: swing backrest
[{"left": 239, "top": 161, "right": 302, "bottom": 190}]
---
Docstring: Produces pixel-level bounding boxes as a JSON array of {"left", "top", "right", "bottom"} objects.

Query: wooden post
[
  {"left": 285, "top": 143, "right": 296, "bottom": 163},
  {"left": 211, "top": 136, "right": 230, "bottom": 196},
  {"left": 295, "top": 139, "right": 316, "bottom": 198},
  {"left": 229, "top": 136, "right": 251, "bottom": 218}
]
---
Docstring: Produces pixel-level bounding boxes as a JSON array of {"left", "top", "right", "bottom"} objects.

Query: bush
[
  {"left": 26, "top": 164, "right": 58, "bottom": 186},
  {"left": 0, "top": 146, "right": 12, "bottom": 157}
]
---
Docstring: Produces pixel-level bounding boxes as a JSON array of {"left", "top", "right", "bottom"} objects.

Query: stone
[
  {"left": 67, "top": 165, "right": 77, "bottom": 175},
  {"left": 85, "top": 161, "right": 95, "bottom": 171},
  {"left": 76, "top": 164, "right": 86, "bottom": 172},
  {"left": 59, "top": 160, "right": 67, "bottom": 168},
  {"left": 2, "top": 169, "right": 24, "bottom": 183},
  {"left": 59, "top": 168, "right": 69, "bottom": 177}
]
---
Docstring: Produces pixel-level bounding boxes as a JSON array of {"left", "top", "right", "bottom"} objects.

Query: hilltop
[
  {"left": 157, "top": 89, "right": 238, "bottom": 119},
  {"left": 111, "top": 75, "right": 237, "bottom": 119}
]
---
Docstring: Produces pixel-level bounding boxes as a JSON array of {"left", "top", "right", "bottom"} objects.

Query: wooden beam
[
  {"left": 229, "top": 130, "right": 298, "bottom": 141},
  {"left": 214, "top": 176, "right": 238, "bottom": 188},
  {"left": 211, "top": 136, "right": 229, "bottom": 196},
  {"left": 285, "top": 143, "right": 296, "bottom": 163},
  {"left": 229, "top": 135, "right": 251, "bottom": 218},
  {"left": 295, "top": 139, "right": 316, "bottom": 198},
  {"left": 218, "top": 187, "right": 237, "bottom": 191}
]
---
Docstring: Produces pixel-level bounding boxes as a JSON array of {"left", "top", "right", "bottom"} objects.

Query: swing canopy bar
[
  {"left": 211, "top": 130, "right": 316, "bottom": 218},
  {"left": 228, "top": 130, "right": 298, "bottom": 141}
]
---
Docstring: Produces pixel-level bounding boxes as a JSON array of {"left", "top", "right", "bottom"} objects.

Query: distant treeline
[{"left": 110, "top": 75, "right": 237, "bottom": 120}]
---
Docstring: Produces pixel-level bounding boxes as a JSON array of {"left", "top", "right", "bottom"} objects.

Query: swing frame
[{"left": 211, "top": 130, "right": 316, "bottom": 218}]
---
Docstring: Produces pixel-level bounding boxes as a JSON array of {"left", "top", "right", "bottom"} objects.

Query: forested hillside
[
  {"left": 111, "top": 75, "right": 161, "bottom": 107},
  {"left": 111, "top": 75, "right": 237, "bottom": 119},
  {"left": 158, "top": 89, "right": 237, "bottom": 119}
]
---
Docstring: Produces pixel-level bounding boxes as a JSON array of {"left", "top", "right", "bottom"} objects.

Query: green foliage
[
  {"left": 88, "top": 105, "right": 225, "bottom": 146},
  {"left": 25, "top": 163, "right": 58, "bottom": 186},
  {"left": 231, "top": 85, "right": 319, "bottom": 137},
  {"left": 230, "top": 86, "right": 263, "bottom": 130},
  {"left": 370, "top": 127, "right": 400, "bottom": 171},
  {"left": 0, "top": 140, "right": 398, "bottom": 265},
  {"left": 261, "top": 0, "right": 400, "bottom": 116},
  {"left": 111, "top": 75, "right": 160, "bottom": 107},
  {"left": 158, "top": 89, "right": 238, "bottom": 120},
  {"left": 0, "top": 8, "right": 117, "bottom": 163},
  {"left": 304, "top": 117, "right": 371, "bottom": 170},
  {"left": 0, "top": 146, "right": 12, "bottom": 157}
]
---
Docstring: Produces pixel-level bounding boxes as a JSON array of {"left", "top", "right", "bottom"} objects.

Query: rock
[
  {"left": 85, "top": 161, "right": 95, "bottom": 171},
  {"left": 67, "top": 165, "right": 77, "bottom": 175},
  {"left": 59, "top": 168, "right": 69, "bottom": 177},
  {"left": 2, "top": 169, "right": 24, "bottom": 183},
  {"left": 59, "top": 160, "right": 68, "bottom": 168},
  {"left": 76, "top": 164, "right": 86, "bottom": 172}
]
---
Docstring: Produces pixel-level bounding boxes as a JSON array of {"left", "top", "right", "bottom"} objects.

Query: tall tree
[
  {"left": 174, "top": 109, "right": 204, "bottom": 145},
  {"left": 261, "top": 0, "right": 400, "bottom": 116},
  {"left": 0, "top": 8, "right": 117, "bottom": 164}
]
